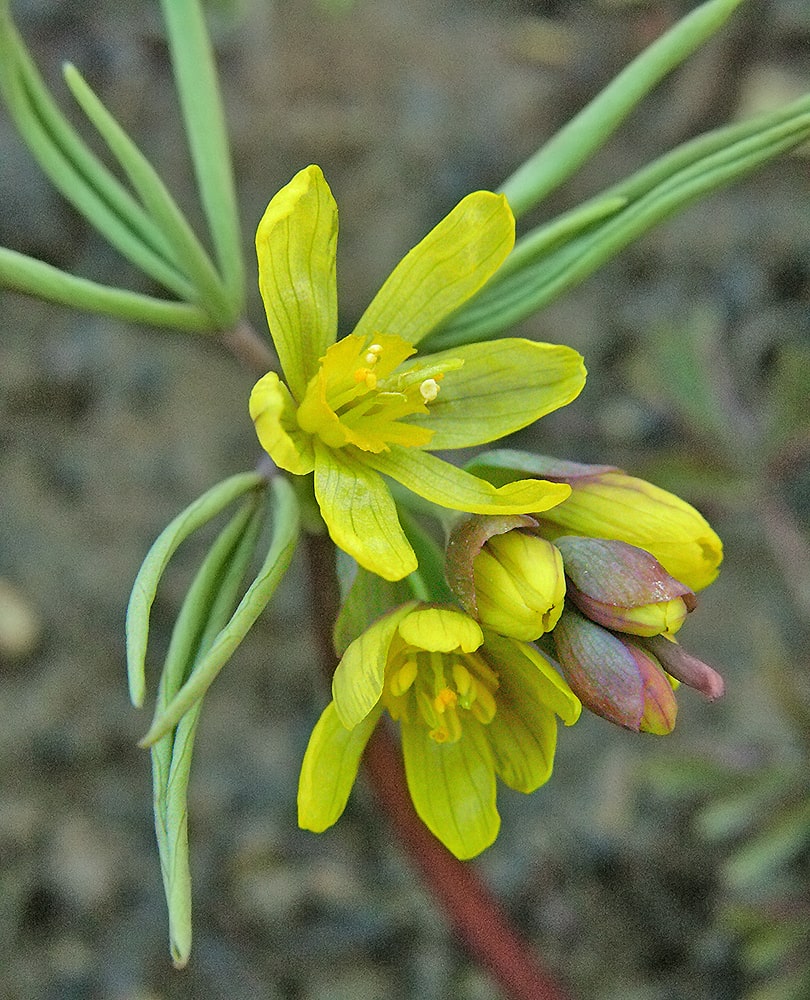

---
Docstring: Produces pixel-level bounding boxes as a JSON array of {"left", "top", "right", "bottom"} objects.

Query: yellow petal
[
  {"left": 313, "top": 442, "right": 417, "bottom": 582},
  {"left": 249, "top": 371, "right": 315, "bottom": 474},
  {"left": 397, "top": 606, "right": 483, "bottom": 654},
  {"left": 353, "top": 191, "right": 515, "bottom": 347},
  {"left": 256, "top": 165, "right": 338, "bottom": 400},
  {"left": 366, "top": 446, "right": 571, "bottom": 515}
]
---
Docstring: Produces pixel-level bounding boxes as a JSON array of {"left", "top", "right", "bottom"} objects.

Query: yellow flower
[
  {"left": 249, "top": 166, "right": 587, "bottom": 581},
  {"left": 297, "top": 603, "right": 581, "bottom": 859}
]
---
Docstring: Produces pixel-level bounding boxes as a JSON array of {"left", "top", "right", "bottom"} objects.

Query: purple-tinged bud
[
  {"left": 555, "top": 536, "right": 696, "bottom": 637},
  {"left": 446, "top": 514, "right": 565, "bottom": 641},
  {"left": 638, "top": 634, "right": 725, "bottom": 701},
  {"left": 553, "top": 608, "right": 677, "bottom": 734}
]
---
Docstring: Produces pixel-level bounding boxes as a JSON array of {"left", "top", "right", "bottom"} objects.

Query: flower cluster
[{"left": 249, "top": 168, "right": 724, "bottom": 858}]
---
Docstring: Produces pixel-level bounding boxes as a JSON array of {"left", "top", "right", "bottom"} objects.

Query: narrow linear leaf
[
  {"left": 152, "top": 496, "right": 265, "bottom": 966},
  {"left": 438, "top": 103, "right": 810, "bottom": 345},
  {"left": 0, "top": 246, "right": 212, "bottom": 331},
  {"left": 0, "top": 5, "right": 174, "bottom": 261},
  {"left": 141, "top": 476, "right": 300, "bottom": 744},
  {"left": 63, "top": 64, "right": 235, "bottom": 327},
  {"left": 496, "top": 195, "right": 628, "bottom": 280},
  {"left": 499, "top": 0, "right": 746, "bottom": 217},
  {"left": 158, "top": 0, "right": 244, "bottom": 307},
  {"left": 0, "top": 13, "right": 193, "bottom": 296},
  {"left": 126, "top": 471, "right": 266, "bottom": 707}
]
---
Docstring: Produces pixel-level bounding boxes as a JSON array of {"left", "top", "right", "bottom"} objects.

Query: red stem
[{"left": 363, "top": 728, "right": 571, "bottom": 1000}]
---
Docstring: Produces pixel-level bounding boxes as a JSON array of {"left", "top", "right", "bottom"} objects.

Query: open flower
[
  {"left": 249, "top": 166, "right": 586, "bottom": 581},
  {"left": 297, "top": 603, "right": 581, "bottom": 858}
]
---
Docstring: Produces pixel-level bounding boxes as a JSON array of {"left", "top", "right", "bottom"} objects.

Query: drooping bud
[
  {"left": 553, "top": 607, "right": 677, "bottom": 734},
  {"left": 554, "top": 536, "right": 696, "bottom": 637},
  {"left": 638, "top": 633, "right": 725, "bottom": 701},
  {"left": 446, "top": 514, "right": 565, "bottom": 641},
  {"left": 468, "top": 452, "right": 722, "bottom": 592}
]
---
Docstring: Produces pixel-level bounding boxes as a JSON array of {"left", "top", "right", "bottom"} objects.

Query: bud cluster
[{"left": 446, "top": 461, "right": 725, "bottom": 734}]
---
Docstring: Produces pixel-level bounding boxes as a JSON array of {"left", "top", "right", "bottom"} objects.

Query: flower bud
[
  {"left": 473, "top": 531, "right": 565, "bottom": 640},
  {"left": 446, "top": 514, "right": 565, "bottom": 641},
  {"left": 470, "top": 453, "right": 722, "bottom": 591},
  {"left": 639, "top": 633, "right": 725, "bottom": 701},
  {"left": 540, "top": 469, "right": 722, "bottom": 592},
  {"left": 555, "top": 536, "right": 695, "bottom": 637},
  {"left": 553, "top": 608, "right": 677, "bottom": 734}
]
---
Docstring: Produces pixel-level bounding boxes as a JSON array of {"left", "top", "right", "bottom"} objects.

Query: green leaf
[
  {"left": 126, "top": 471, "right": 266, "bottom": 707},
  {"left": 140, "top": 476, "right": 300, "bottom": 744},
  {"left": 438, "top": 97, "right": 810, "bottom": 346},
  {"left": 158, "top": 0, "right": 244, "bottom": 308},
  {"left": 0, "top": 9, "right": 194, "bottom": 297},
  {"left": 498, "top": 0, "right": 747, "bottom": 218},
  {"left": 62, "top": 64, "right": 235, "bottom": 328},
  {"left": 0, "top": 246, "right": 212, "bottom": 331},
  {"left": 297, "top": 701, "right": 382, "bottom": 833},
  {"left": 151, "top": 494, "right": 264, "bottom": 967},
  {"left": 722, "top": 797, "right": 810, "bottom": 894}
]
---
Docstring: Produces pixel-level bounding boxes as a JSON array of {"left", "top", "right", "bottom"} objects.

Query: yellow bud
[
  {"left": 538, "top": 472, "right": 722, "bottom": 591},
  {"left": 473, "top": 531, "right": 565, "bottom": 641}
]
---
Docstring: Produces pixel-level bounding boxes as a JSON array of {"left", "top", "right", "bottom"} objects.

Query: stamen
[
  {"left": 452, "top": 663, "right": 473, "bottom": 699},
  {"left": 389, "top": 659, "right": 418, "bottom": 697},
  {"left": 434, "top": 687, "right": 458, "bottom": 714},
  {"left": 353, "top": 368, "right": 378, "bottom": 389},
  {"left": 470, "top": 682, "right": 497, "bottom": 724},
  {"left": 419, "top": 378, "right": 440, "bottom": 403}
]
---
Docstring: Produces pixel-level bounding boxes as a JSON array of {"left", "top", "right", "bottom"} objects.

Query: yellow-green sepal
[
  {"left": 298, "top": 701, "right": 382, "bottom": 832},
  {"left": 313, "top": 443, "right": 418, "bottom": 582},
  {"left": 255, "top": 165, "right": 338, "bottom": 400},
  {"left": 353, "top": 190, "right": 515, "bottom": 348},
  {"left": 366, "top": 446, "right": 571, "bottom": 516},
  {"left": 401, "top": 718, "right": 499, "bottom": 860},
  {"left": 403, "top": 339, "right": 586, "bottom": 449},
  {"left": 332, "top": 602, "right": 418, "bottom": 728},
  {"left": 484, "top": 631, "right": 582, "bottom": 726}
]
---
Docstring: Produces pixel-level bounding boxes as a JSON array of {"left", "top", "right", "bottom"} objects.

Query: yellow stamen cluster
[
  {"left": 296, "top": 332, "right": 461, "bottom": 453},
  {"left": 383, "top": 647, "right": 499, "bottom": 744}
]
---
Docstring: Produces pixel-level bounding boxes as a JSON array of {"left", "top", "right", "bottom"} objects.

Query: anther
[
  {"left": 434, "top": 688, "right": 458, "bottom": 714},
  {"left": 420, "top": 378, "right": 440, "bottom": 403},
  {"left": 353, "top": 367, "right": 378, "bottom": 389},
  {"left": 389, "top": 659, "right": 418, "bottom": 697}
]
